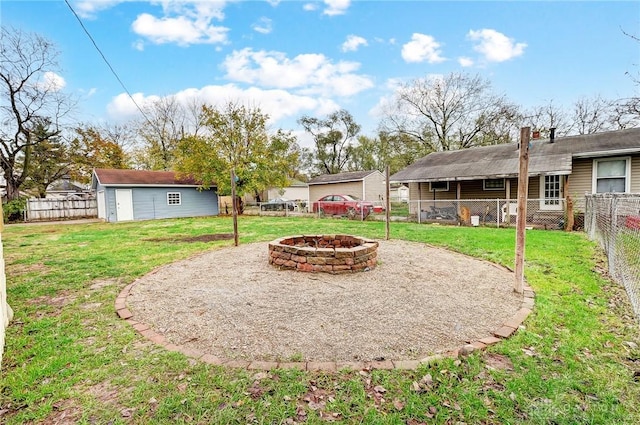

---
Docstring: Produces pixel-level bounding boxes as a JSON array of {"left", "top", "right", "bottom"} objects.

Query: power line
[{"left": 64, "top": 0, "right": 153, "bottom": 125}]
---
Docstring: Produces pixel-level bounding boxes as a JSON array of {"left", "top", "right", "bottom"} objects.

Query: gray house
[
  {"left": 308, "top": 170, "right": 386, "bottom": 204},
  {"left": 91, "top": 169, "right": 218, "bottom": 222},
  {"left": 390, "top": 127, "right": 640, "bottom": 223}
]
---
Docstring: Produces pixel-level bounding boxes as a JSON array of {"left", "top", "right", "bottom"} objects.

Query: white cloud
[
  {"left": 467, "top": 29, "right": 526, "bottom": 62},
  {"left": 222, "top": 48, "right": 374, "bottom": 97},
  {"left": 458, "top": 56, "right": 474, "bottom": 67},
  {"left": 303, "top": 3, "right": 317, "bottom": 11},
  {"left": 132, "top": 40, "right": 145, "bottom": 51},
  {"left": 341, "top": 35, "right": 367, "bottom": 52},
  {"left": 401, "top": 33, "right": 445, "bottom": 64},
  {"left": 323, "top": 0, "right": 351, "bottom": 16},
  {"left": 106, "top": 85, "right": 340, "bottom": 125},
  {"left": 41, "top": 71, "right": 66, "bottom": 91},
  {"left": 74, "top": 0, "right": 125, "bottom": 19},
  {"left": 132, "top": 13, "right": 228, "bottom": 46},
  {"left": 252, "top": 17, "right": 273, "bottom": 34}
]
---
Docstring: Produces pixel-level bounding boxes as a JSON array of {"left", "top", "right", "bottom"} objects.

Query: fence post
[
  {"left": 496, "top": 199, "right": 500, "bottom": 228},
  {"left": 608, "top": 195, "right": 616, "bottom": 278},
  {"left": 417, "top": 200, "right": 421, "bottom": 224}
]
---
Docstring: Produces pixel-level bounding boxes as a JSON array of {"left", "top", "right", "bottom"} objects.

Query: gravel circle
[{"left": 127, "top": 239, "right": 522, "bottom": 362}]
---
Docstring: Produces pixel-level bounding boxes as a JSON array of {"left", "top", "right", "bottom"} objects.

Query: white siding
[
  {"left": 0, "top": 224, "right": 12, "bottom": 369},
  {"left": 363, "top": 171, "right": 386, "bottom": 202}
]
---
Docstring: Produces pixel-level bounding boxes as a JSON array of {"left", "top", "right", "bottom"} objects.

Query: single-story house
[
  {"left": 390, "top": 127, "right": 640, "bottom": 223},
  {"left": 267, "top": 179, "right": 309, "bottom": 202},
  {"left": 308, "top": 170, "right": 386, "bottom": 204},
  {"left": 91, "top": 168, "right": 218, "bottom": 222}
]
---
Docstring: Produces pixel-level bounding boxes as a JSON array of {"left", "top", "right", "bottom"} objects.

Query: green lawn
[{"left": 1, "top": 216, "right": 639, "bottom": 424}]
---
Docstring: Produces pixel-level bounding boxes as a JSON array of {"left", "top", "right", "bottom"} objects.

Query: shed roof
[
  {"left": 92, "top": 168, "right": 206, "bottom": 187},
  {"left": 390, "top": 127, "right": 640, "bottom": 183},
  {"left": 308, "top": 170, "right": 380, "bottom": 185}
]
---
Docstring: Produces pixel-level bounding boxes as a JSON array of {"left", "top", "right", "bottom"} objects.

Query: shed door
[
  {"left": 115, "top": 189, "right": 134, "bottom": 221},
  {"left": 97, "top": 190, "right": 106, "bottom": 219}
]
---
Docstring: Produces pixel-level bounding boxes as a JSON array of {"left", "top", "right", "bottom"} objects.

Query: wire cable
[{"left": 64, "top": 0, "right": 153, "bottom": 125}]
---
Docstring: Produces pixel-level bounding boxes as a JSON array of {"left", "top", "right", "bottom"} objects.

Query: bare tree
[
  {"left": 380, "top": 72, "right": 520, "bottom": 152},
  {"left": 523, "top": 100, "right": 572, "bottom": 138},
  {"left": 0, "top": 27, "right": 74, "bottom": 200},
  {"left": 570, "top": 95, "right": 615, "bottom": 134}
]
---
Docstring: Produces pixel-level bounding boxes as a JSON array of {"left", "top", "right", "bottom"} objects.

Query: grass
[{"left": 1, "top": 215, "right": 639, "bottom": 424}]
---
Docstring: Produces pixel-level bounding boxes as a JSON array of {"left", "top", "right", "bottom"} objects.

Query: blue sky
[{"left": 3, "top": 1, "right": 639, "bottom": 145}]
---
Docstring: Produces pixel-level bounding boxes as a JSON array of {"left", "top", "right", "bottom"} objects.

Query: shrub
[{"left": 2, "top": 197, "right": 27, "bottom": 223}]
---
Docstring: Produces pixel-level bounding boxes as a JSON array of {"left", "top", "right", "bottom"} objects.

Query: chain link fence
[
  {"left": 585, "top": 194, "right": 640, "bottom": 321},
  {"left": 245, "top": 197, "right": 574, "bottom": 229}
]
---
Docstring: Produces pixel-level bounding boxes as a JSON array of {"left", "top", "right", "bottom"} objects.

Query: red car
[{"left": 312, "top": 194, "right": 374, "bottom": 219}]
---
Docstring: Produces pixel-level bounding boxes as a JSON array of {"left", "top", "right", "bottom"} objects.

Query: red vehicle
[{"left": 312, "top": 194, "right": 374, "bottom": 219}]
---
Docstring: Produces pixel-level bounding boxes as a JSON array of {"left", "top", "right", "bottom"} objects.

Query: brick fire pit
[{"left": 268, "top": 235, "right": 378, "bottom": 273}]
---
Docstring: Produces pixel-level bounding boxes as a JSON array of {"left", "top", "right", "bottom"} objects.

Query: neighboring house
[
  {"left": 308, "top": 170, "right": 386, "bottom": 203},
  {"left": 390, "top": 183, "right": 409, "bottom": 203},
  {"left": 91, "top": 169, "right": 218, "bottom": 222},
  {"left": 45, "top": 176, "right": 93, "bottom": 199},
  {"left": 267, "top": 179, "right": 309, "bottom": 202},
  {"left": 390, "top": 127, "right": 640, "bottom": 221}
]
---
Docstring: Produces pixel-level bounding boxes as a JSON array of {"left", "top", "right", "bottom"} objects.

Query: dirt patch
[
  {"left": 143, "top": 233, "right": 234, "bottom": 243},
  {"left": 26, "top": 290, "right": 75, "bottom": 313},
  {"left": 6, "top": 262, "right": 49, "bottom": 275},
  {"left": 483, "top": 353, "right": 514, "bottom": 371},
  {"left": 40, "top": 399, "right": 82, "bottom": 425},
  {"left": 89, "top": 278, "right": 121, "bottom": 290},
  {"left": 127, "top": 240, "right": 522, "bottom": 363}
]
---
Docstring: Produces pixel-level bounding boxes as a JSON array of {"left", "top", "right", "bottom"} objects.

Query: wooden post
[
  {"left": 231, "top": 168, "right": 239, "bottom": 247},
  {"left": 514, "top": 127, "right": 530, "bottom": 294},
  {"left": 385, "top": 165, "right": 390, "bottom": 240},
  {"left": 564, "top": 176, "right": 574, "bottom": 231}
]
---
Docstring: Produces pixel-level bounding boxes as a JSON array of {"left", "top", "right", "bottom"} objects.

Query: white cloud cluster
[
  {"left": 74, "top": 0, "right": 125, "bottom": 19},
  {"left": 222, "top": 48, "right": 374, "bottom": 97},
  {"left": 41, "top": 71, "right": 66, "bottom": 92},
  {"left": 107, "top": 85, "right": 340, "bottom": 124},
  {"left": 467, "top": 29, "right": 526, "bottom": 62},
  {"left": 252, "top": 17, "right": 273, "bottom": 34},
  {"left": 401, "top": 33, "right": 445, "bottom": 64},
  {"left": 323, "top": 0, "right": 351, "bottom": 16},
  {"left": 131, "top": 1, "right": 229, "bottom": 46},
  {"left": 341, "top": 35, "right": 367, "bottom": 52}
]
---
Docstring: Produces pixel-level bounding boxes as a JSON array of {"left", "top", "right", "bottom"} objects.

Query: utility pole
[
  {"left": 231, "top": 168, "right": 239, "bottom": 247},
  {"left": 514, "top": 127, "right": 530, "bottom": 294},
  {"left": 385, "top": 165, "right": 390, "bottom": 240}
]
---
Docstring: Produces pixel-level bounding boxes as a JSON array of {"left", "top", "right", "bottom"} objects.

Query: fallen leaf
[
  {"left": 373, "top": 385, "right": 387, "bottom": 394},
  {"left": 393, "top": 399, "right": 405, "bottom": 410}
]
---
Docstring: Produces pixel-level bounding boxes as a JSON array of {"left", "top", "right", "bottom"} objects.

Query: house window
[
  {"left": 539, "top": 175, "right": 563, "bottom": 210},
  {"left": 429, "top": 181, "right": 449, "bottom": 192},
  {"left": 593, "top": 157, "right": 631, "bottom": 193},
  {"left": 483, "top": 178, "right": 505, "bottom": 191},
  {"left": 167, "top": 192, "right": 181, "bottom": 205}
]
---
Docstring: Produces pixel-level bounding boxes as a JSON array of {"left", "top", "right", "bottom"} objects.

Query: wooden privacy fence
[{"left": 26, "top": 198, "right": 98, "bottom": 221}]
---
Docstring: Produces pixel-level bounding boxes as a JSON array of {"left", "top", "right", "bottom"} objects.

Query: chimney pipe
[{"left": 550, "top": 127, "right": 556, "bottom": 143}]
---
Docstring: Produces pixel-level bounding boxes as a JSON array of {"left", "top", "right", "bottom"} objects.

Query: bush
[{"left": 2, "top": 197, "right": 27, "bottom": 223}]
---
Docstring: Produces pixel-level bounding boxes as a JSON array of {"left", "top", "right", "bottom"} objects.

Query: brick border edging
[{"left": 116, "top": 280, "right": 535, "bottom": 372}]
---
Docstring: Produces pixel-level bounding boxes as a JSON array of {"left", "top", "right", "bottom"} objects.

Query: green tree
[
  {"left": 22, "top": 119, "right": 70, "bottom": 198},
  {"left": 298, "top": 109, "right": 360, "bottom": 175},
  {"left": 347, "top": 132, "right": 434, "bottom": 175},
  {"left": 68, "top": 125, "right": 129, "bottom": 184},
  {"left": 175, "top": 102, "right": 300, "bottom": 197}
]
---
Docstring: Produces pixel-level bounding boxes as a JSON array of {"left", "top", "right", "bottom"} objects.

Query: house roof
[
  {"left": 390, "top": 127, "right": 640, "bottom": 183},
  {"left": 92, "top": 168, "right": 206, "bottom": 187},
  {"left": 308, "top": 170, "right": 380, "bottom": 185}
]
